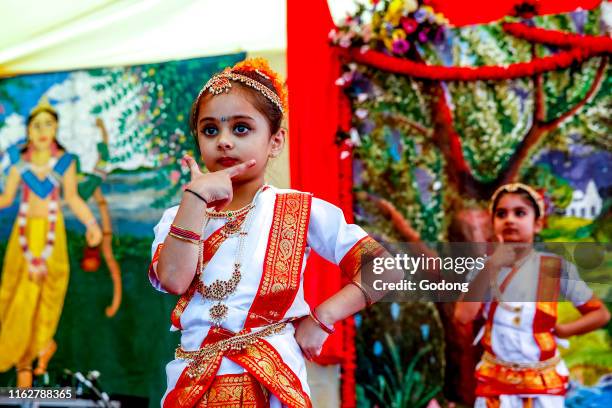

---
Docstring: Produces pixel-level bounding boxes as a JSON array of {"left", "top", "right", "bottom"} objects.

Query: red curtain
[
  {"left": 287, "top": 0, "right": 357, "bottom": 405},
  {"left": 287, "top": 0, "right": 347, "bottom": 363}
]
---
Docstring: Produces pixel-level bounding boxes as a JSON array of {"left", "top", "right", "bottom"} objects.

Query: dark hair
[
  {"left": 189, "top": 70, "right": 283, "bottom": 145},
  {"left": 491, "top": 189, "right": 542, "bottom": 219},
  {"left": 22, "top": 108, "right": 65, "bottom": 153}
]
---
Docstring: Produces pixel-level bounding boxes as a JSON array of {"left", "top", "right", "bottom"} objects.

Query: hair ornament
[
  {"left": 489, "top": 182, "right": 546, "bottom": 217},
  {"left": 198, "top": 58, "right": 288, "bottom": 113}
]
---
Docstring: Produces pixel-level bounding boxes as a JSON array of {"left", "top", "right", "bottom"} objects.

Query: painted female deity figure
[{"left": 0, "top": 97, "right": 102, "bottom": 387}]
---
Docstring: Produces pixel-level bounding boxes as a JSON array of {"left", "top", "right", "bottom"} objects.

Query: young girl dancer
[
  {"left": 149, "top": 58, "right": 386, "bottom": 407},
  {"left": 456, "top": 183, "right": 610, "bottom": 408}
]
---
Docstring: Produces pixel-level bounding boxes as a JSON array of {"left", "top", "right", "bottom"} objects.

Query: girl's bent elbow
[
  {"left": 157, "top": 265, "right": 190, "bottom": 295},
  {"left": 159, "top": 276, "right": 189, "bottom": 295}
]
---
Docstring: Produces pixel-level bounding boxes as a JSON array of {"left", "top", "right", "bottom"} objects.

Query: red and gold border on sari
[
  {"left": 163, "top": 327, "right": 311, "bottom": 408},
  {"left": 197, "top": 373, "right": 270, "bottom": 407},
  {"left": 163, "top": 327, "right": 229, "bottom": 408},
  {"left": 475, "top": 358, "right": 567, "bottom": 397},
  {"left": 481, "top": 302, "right": 498, "bottom": 356},
  {"left": 245, "top": 192, "right": 312, "bottom": 328},
  {"left": 229, "top": 338, "right": 312, "bottom": 408},
  {"left": 577, "top": 295, "right": 605, "bottom": 315},
  {"left": 482, "top": 396, "right": 535, "bottom": 408},
  {"left": 149, "top": 243, "right": 164, "bottom": 283},
  {"left": 533, "top": 256, "right": 561, "bottom": 361},
  {"left": 338, "top": 235, "right": 386, "bottom": 279}
]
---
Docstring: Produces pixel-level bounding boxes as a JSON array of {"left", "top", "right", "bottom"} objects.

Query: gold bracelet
[
  {"left": 349, "top": 280, "right": 373, "bottom": 307},
  {"left": 168, "top": 231, "right": 200, "bottom": 245}
]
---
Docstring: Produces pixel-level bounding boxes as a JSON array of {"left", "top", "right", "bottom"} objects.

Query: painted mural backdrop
[
  {"left": 332, "top": 1, "right": 611, "bottom": 407},
  {"left": 0, "top": 53, "right": 244, "bottom": 406}
]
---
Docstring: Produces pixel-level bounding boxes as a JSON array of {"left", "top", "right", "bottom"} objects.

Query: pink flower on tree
[{"left": 401, "top": 17, "right": 418, "bottom": 34}]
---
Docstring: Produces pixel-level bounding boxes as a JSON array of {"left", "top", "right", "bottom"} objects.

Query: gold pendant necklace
[{"left": 196, "top": 187, "right": 263, "bottom": 326}]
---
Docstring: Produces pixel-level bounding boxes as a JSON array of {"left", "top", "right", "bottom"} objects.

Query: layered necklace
[
  {"left": 18, "top": 186, "right": 59, "bottom": 274},
  {"left": 196, "top": 187, "right": 263, "bottom": 326}
]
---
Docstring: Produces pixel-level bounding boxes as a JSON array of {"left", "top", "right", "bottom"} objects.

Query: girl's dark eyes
[
  {"left": 199, "top": 124, "right": 251, "bottom": 136},
  {"left": 234, "top": 124, "right": 250, "bottom": 135},
  {"left": 201, "top": 126, "right": 218, "bottom": 136},
  {"left": 495, "top": 209, "right": 528, "bottom": 218}
]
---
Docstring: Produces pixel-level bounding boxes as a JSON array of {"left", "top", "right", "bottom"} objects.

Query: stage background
[{"left": 0, "top": 52, "right": 252, "bottom": 406}]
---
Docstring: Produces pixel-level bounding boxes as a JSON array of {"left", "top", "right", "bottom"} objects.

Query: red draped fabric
[
  {"left": 287, "top": 0, "right": 346, "bottom": 363},
  {"left": 287, "top": 0, "right": 357, "bottom": 406}
]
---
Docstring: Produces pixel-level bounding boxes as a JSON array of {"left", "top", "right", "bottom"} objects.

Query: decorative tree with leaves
[
  {"left": 331, "top": 1, "right": 611, "bottom": 405},
  {"left": 89, "top": 54, "right": 244, "bottom": 207}
]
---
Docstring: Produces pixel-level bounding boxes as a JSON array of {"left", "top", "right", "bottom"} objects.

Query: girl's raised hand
[
  {"left": 182, "top": 155, "right": 255, "bottom": 211},
  {"left": 488, "top": 234, "right": 516, "bottom": 270}
]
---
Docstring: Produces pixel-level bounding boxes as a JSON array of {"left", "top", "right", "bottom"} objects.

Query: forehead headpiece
[
  {"left": 198, "top": 58, "right": 287, "bottom": 114},
  {"left": 490, "top": 182, "right": 545, "bottom": 217}
]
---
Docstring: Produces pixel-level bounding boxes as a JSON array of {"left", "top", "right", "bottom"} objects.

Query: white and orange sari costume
[
  {"left": 149, "top": 186, "right": 383, "bottom": 408},
  {"left": 473, "top": 251, "right": 605, "bottom": 408}
]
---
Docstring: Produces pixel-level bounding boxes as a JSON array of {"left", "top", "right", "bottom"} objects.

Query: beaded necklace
[{"left": 197, "top": 187, "right": 263, "bottom": 326}]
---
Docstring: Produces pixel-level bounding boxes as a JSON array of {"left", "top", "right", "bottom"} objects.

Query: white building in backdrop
[{"left": 564, "top": 180, "right": 602, "bottom": 219}]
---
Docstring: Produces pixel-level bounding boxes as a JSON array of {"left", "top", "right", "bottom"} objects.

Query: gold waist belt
[
  {"left": 483, "top": 351, "right": 561, "bottom": 372},
  {"left": 175, "top": 321, "right": 287, "bottom": 378}
]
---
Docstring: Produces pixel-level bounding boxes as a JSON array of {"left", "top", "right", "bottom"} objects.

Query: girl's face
[
  {"left": 492, "top": 193, "right": 542, "bottom": 243},
  {"left": 195, "top": 87, "right": 284, "bottom": 183},
  {"left": 28, "top": 111, "right": 57, "bottom": 151}
]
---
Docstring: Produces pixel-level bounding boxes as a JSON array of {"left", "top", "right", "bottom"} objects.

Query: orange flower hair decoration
[{"left": 202, "top": 57, "right": 288, "bottom": 114}]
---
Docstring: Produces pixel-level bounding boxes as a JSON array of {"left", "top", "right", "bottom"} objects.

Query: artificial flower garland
[
  {"left": 336, "top": 23, "right": 611, "bottom": 81},
  {"left": 18, "top": 186, "right": 59, "bottom": 275},
  {"left": 502, "top": 22, "right": 612, "bottom": 50}
]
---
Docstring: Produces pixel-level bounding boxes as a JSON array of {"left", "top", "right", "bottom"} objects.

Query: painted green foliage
[
  {"left": 337, "top": 2, "right": 609, "bottom": 241},
  {"left": 89, "top": 53, "right": 245, "bottom": 207}
]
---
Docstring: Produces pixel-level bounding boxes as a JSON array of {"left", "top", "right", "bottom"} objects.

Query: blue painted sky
[
  {"left": 0, "top": 71, "right": 69, "bottom": 119},
  {"left": 536, "top": 148, "right": 611, "bottom": 196}
]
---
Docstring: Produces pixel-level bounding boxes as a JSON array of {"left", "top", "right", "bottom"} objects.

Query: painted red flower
[{"left": 401, "top": 17, "right": 418, "bottom": 34}]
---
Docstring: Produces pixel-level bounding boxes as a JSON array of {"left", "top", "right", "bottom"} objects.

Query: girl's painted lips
[{"left": 217, "top": 157, "right": 240, "bottom": 167}]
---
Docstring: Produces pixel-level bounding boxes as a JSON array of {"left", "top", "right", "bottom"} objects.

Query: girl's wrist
[
  {"left": 184, "top": 188, "right": 208, "bottom": 206},
  {"left": 310, "top": 308, "right": 335, "bottom": 334}
]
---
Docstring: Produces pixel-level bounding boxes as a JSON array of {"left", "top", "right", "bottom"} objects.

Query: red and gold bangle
[
  {"left": 169, "top": 224, "right": 201, "bottom": 241},
  {"left": 168, "top": 232, "right": 199, "bottom": 245},
  {"left": 310, "top": 310, "right": 335, "bottom": 335}
]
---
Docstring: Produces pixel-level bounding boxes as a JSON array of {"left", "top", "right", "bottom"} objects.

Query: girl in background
[{"left": 455, "top": 183, "right": 610, "bottom": 408}]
